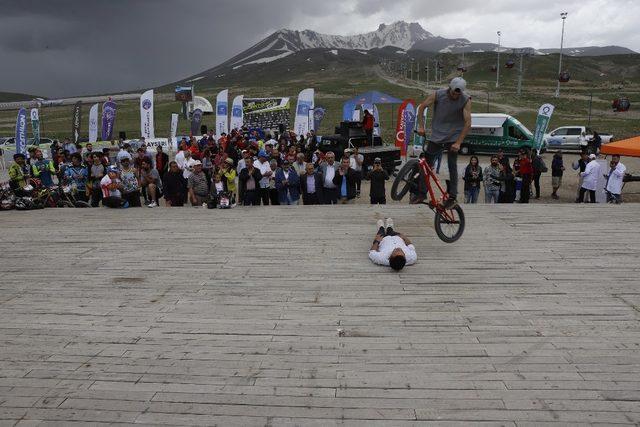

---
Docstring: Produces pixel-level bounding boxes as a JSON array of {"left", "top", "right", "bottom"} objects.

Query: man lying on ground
[{"left": 369, "top": 218, "right": 417, "bottom": 271}]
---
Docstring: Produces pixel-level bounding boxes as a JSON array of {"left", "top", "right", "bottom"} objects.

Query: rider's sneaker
[
  {"left": 376, "top": 219, "right": 385, "bottom": 230},
  {"left": 147, "top": 201, "right": 157, "bottom": 208},
  {"left": 442, "top": 197, "right": 458, "bottom": 210},
  {"left": 385, "top": 218, "right": 394, "bottom": 229}
]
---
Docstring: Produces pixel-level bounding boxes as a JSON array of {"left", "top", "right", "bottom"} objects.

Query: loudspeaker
[
  {"left": 118, "top": 131, "right": 126, "bottom": 140},
  {"left": 200, "top": 125, "right": 208, "bottom": 135}
]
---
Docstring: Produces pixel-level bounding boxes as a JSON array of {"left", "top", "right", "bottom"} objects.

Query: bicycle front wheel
[
  {"left": 434, "top": 205, "right": 465, "bottom": 243},
  {"left": 391, "top": 159, "right": 420, "bottom": 201}
]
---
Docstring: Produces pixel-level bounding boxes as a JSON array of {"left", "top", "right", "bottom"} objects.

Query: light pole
[
  {"left": 555, "top": 12, "right": 568, "bottom": 98},
  {"left": 496, "top": 31, "right": 501, "bottom": 88}
]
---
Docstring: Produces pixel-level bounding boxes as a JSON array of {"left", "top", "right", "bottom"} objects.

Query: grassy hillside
[{"left": 0, "top": 51, "right": 638, "bottom": 143}]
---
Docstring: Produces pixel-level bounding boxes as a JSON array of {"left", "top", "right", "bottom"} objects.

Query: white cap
[
  {"left": 589, "top": 153, "right": 597, "bottom": 160},
  {"left": 192, "top": 160, "right": 202, "bottom": 166},
  {"left": 449, "top": 77, "right": 467, "bottom": 92}
]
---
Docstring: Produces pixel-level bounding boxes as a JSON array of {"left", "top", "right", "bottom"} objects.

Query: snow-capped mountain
[
  {"left": 209, "top": 21, "right": 636, "bottom": 71},
  {"left": 221, "top": 21, "right": 436, "bottom": 69}
]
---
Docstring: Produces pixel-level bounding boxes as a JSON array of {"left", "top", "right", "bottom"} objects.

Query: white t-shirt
[
  {"left": 175, "top": 150, "right": 186, "bottom": 169},
  {"left": 254, "top": 159, "right": 271, "bottom": 188},
  {"left": 350, "top": 154, "right": 364, "bottom": 172},
  {"left": 369, "top": 236, "right": 417, "bottom": 267},
  {"left": 182, "top": 158, "right": 197, "bottom": 179},
  {"left": 100, "top": 175, "right": 121, "bottom": 198}
]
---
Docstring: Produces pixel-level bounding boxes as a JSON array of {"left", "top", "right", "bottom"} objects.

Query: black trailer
[{"left": 317, "top": 121, "right": 401, "bottom": 176}]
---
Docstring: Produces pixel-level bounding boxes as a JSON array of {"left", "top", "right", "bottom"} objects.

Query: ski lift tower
[{"left": 514, "top": 48, "right": 534, "bottom": 96}]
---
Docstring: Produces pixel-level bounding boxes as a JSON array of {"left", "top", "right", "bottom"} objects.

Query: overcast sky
[{"left": 1, "top": 0, "right": 638, "bottom": 98}]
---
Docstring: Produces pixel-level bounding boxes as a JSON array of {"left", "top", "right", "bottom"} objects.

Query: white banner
[
  {"left": 88, "top": 103, "right": 99, "bottom": 143},
  {"left": 170, "top": 113, "right": 179, "bottom": 139},
  {"left": 294, "top": 88, "right": 314, "bottom": 137},
  {"left": 140, "top": 89, "right": 155, "bottom": 139},
  {"left": 230, "top": 95, "right": 244, "bottom": 131},
  {"left": 216, "top": 89, "right": 229, "bottom": 136}
]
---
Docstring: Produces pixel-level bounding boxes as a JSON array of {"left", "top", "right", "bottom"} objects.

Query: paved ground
[{"left": 1, "top": 204, "right": 640, "bottom": 426}]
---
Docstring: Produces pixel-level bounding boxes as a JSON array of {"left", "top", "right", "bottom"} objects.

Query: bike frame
[{"left": 416, "top": 157, "right": 457, "bottom": 221}]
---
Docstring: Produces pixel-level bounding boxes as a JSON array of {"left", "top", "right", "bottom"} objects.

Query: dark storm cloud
[
  {"left": 0, "top": 0, "right": 638, "bottom": 97},
  {"left": 0, "top": 0, "right": 335, "bottom": 97}
]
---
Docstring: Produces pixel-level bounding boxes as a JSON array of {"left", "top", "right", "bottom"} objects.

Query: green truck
[
  {"left": 459, "top": 113, "right": 543, "bottom": 155},
  {"left": 409, "top": 113, "right": 545, "bottom": 157}
]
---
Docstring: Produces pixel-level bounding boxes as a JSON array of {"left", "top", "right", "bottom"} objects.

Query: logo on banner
[
  {"left": 217, "top": 104, "right": 227, "bottom": 115},
  {"left": 142, "top": 99, "right": 152, "bottom": 110},
  {"left": 297, "top": 102, "right": 312, "bottom": 116},
  {"left": 232, "top": 105, "right": 242, "bottom": 117}
]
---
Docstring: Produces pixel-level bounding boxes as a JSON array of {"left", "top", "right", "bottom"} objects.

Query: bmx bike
[{"left": 390, "top": 156, "right": 465, "bottom": 243}]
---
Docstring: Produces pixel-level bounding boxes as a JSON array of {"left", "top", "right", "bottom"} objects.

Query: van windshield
[{"left": 510, "top": 118, "right": 533, "bottom": 139}]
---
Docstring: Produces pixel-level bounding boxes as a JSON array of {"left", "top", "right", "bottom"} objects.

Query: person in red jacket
[
  {"left": 362, "top": 110, "right": 375, "bottom": 146},
  {"left": 517, "top": 149, "right": 533, "bottom": 203}
]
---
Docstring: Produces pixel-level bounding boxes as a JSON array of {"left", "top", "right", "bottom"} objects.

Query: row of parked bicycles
[{"left": 0, "top": 179, "right": 91, "bottom": 211}]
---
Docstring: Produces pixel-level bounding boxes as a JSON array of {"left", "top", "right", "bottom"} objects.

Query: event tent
[
  {"left": 342, "top": 91, "right": 404, "bottom": 120},
  {"left": 600, "top": 136, "right": 640, "bottom": 157}
]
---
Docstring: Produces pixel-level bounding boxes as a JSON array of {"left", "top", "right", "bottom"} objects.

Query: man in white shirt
[
  {"left": 579, "top": 153, "right": 601, "bottom": 203},
  {"left": 319, "top": 152, "right": 339, "bottom": 204},
  {"left": 369, "top": 218, "right": 418, "bottom": 271},
  {"left": 605, "top": 154, "right": 626, "bottom": 204},
  {"left": 181, "top": 150, "right": 197, "bottom": 179},
  {"left": 253, "top": 150, "right": 273, "bottom": 205}
]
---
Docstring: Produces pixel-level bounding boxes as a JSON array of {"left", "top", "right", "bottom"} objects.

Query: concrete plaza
[{"left": 1, "top": 204, "right": 640, "bottom": 425}]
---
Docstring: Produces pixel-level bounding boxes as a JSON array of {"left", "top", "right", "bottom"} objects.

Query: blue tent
[{"left": 342, "top": 91, "right": 404, "bottom": 120}]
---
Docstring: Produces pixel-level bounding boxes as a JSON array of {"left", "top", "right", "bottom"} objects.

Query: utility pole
[
  {"left": 517, "top": 51, "right": 524, "bottom": 96},
  {"left": 588, "top": 92, "right": 593, "bottom": 126},
  {"left": 496, "top": 31, "right": 501, "bottom": 88},
  {"left": 416, "top": 60, "right": 420, "bottom": 82},
  {"left": 555, "top": 12, "right": 568, "bottom": 98}
]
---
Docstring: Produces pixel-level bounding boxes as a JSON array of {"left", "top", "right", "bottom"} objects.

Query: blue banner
[
  {"left": 15, "top": 108, "right": 28, "bottom": 155},
  {"left": 101, "top": 100, "right": 117, "bottom": 141},
  {"left": 313, "top": 107, "right": 326, "bottom": 131}
]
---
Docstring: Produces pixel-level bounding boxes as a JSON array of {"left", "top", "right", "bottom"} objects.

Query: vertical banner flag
[
  {"left": 313, "top": 107, "right": 326, "bottom": 131},
  {"left": 15, "top": 108, "right": 27, "bottom": 155},
  {"left": 533, "top": 103, "right": 555, "bottom": 154},
  {"left": 294, "top": 88, "right": 314, "bottom": 136},
  {"left": 403, "top": 103, "right": 416, "bottom": 153},
  {"left": 101, "top": 100, "right": 117, "bottom": 141},
  {"left": 216, "top": 89, "right": 229, "bottom": 136},
  {"left": 30, "top": 108, "right": 40, "bottom": 145},
  {"left": 394, "top": 99, "right": 415, "bottom": 156},
  {"left": 190, "top": 108, "right": 203, "bottom": 136},
  {"left": 88, "top": 103, "right": 99, "bottom": 143},
  {"left": 372, "top": 105, "right": 380, "bottom": 136},
  {"left": 170, "top": 113, "right": 179, "bottom": 139},
  {"left": 230, "top": 95, "right": 244, "bottom": 131},
  {"left": 140, "top": 89, "right": 155, "bottom": 139},
  {"left": 72, "top": 101, "right": 82, "bottom": 143}
]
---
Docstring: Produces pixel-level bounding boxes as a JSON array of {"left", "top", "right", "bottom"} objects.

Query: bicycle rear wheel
[
  {"left": 390, "top": 159, "right": 420, "bottom": 201},
  {"left": 434, "top": 205, "right": 465, "bottom": 243}
]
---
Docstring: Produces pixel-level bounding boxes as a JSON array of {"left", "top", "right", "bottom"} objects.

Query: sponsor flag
[
  {"left": 294, "top": 88, "right": 314, "bottom": 136},
  {"left": 403, "top": 103, "right": 416, "bottom": 153},
  {"left": 190, "top": 108, "right": 203, "bottom": 136},
  {"left": 101, "top": 100, "right": 117, "bottom": 141},
  {"left": 533, "top": 103, "right": 555, "bottom": 154},
  {"left": 30, "top": 108, "right": 40, "bottom": 145},
  {"left": 216, "top": 89, "right": 229, "bottom": 135},
  {"left": 230, "top": 95, "right": 244, "bottom": 131},
  {"left": 140, "top": 89, "right": 155, "bottom": 138},
  {"left": 72, "top": 101, "right": 82, "bottom": 143},
  {"left": 88, "top": 103, "right": 99, "bottom": 143},
  {"left": 170, "top": 113, "right": 179, "bottom": 139},
  {"left": 15, "top": 108, "right": 28, "bottom": 155},
  {"left": 313, "top": 106, "right": 326, "bottom": 131},
  {"left": 394, "top": 99, "right": 415, "bottom": 156}
]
